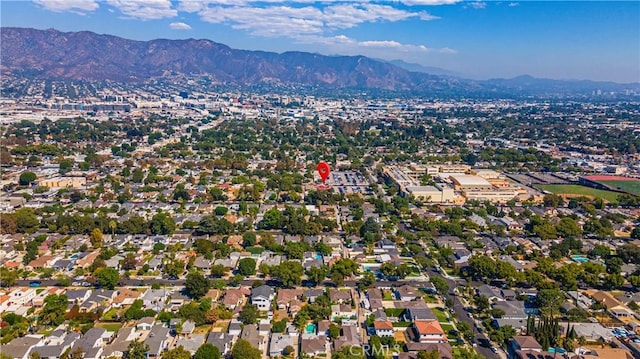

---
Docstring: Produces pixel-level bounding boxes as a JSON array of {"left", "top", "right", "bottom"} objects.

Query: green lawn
[
  {"left": 597, "top": 180, "right": 640, "bottom": 196},
  {"left": 441, "top": 323, "right": 455, "bottom": 332},
  {"left": 424, "top": 294, "right": 438, "bottom": 304},
  {"left": 96, "top": 323, "right": 123, "bottom": 332},
  {"left": 101, "top": 308, "right": 120, "bottom": 321},
  {"left": 433, "top": 308, "right": 449, "bottom": 322},
  {"left": 383, "top": 291, "right": 395, "bottom": 301},
  {"left": 536, "top": 184, "right": 620, "bottom": 202}
]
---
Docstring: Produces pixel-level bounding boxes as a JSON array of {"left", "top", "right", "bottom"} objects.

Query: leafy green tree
[
  {"left": 605, "top": 273, "right": 625, "bottom": 289},
  {"left": 332, "top": 346, "right": 365, "bottom": 359},
  {"left": 124, "top": 299, "right": 156, "bottom": 320},
  {"left": 161, "top": 346, "right": 191, "bottom": 359},
  {"left": 198, "top": 215, "right": 234, "bottom": 235},
  {"left": 210, "top": 264, "right": 228, "bottom": 278},
  {"left": 172, "top": 183, "right": 190, "bottom": 201},
  {"left": 163, "top": 259, "right": 184, "bottom": 278},
  {"left": 0, "top": 267, "right": 19, "bottom": 287},
  {"left": 590, "top": 244, "right": 611, "bottom": 258},
  {"left": 40, "top": 294, "right": 68, "bottom": 326},
  {"left": 185, "top": 272, "right": 211, "bottom": 299},
  {"left": 56, "top": 275, "right": 71, "bottom": 287},
  {"left": 127, "top": 341, "right": 149, "bottom": 359},
  {"left": 606, "top": 257, "right": 624, "bottom": 274},
  {"left": 239, "top": 304, "right": 259, "bottom": 324},
  {"left": 89, "top": 228, "right": 103, "bottom": 248},
  {"left": 536, "top": 289, "right": 565, "bottom": 312},
  {"left": 331, "top": 258, "right": 360, "bottom": 285},
  {"left": 238, "top": 258, "right": 257, "bottom": 276},
  {"left": 272, "top": 319, "right": 288, "bottom": 333},
  {"left": 543, "top": 194, "right": 564, "bottom": 207},
  {"left": 475, "top": 295, "right": 490, "bottom": 312},
  {"left": 534, "top": 222, "right": 558, "bottom": 240},
  {"left": 358, "top": 271, "right": 376, "bottom": 291},
  {"left": 259, "top": 208, "right": 283, "bottom": 230},
  {"left": 360, "top": 217, "right": 381, "bottom": 242},
  {"left": 59, "top": 159, "right": 74, "bottom": 175},
  {"left": 467, "top": 255, "right": 496, "bottom": 280},
  {"left": 283, "top": 345, "right": 295, "bottom": 356},
  {"left": 242, "top": 232, "right": 257, "bottom": 247},
  {"left": 556, "top": 217, "right": 582, "bottom": 237},
  {"left": 271, "top": 261, "right": 304, "bottom": 287},
  {"left": 132, "top": 168, "right": 144, "bottom": 183},
  {"left": 15, "top": 208, "right": 39, "bottom": 233},
  {"left": 95, "top": 267, "right": 119, "bottom": 289},
  {"left": 329, "top": 324, "right": 341, "bottom": 339},
  {"left": 452, "top": 348, "right": 484, "bottom": 359},
  {"left": 231, "top": 339, "right": 261, "bottom": 359},
  {"left": 306, "top": 266, "right": 329, "bottom": 286},
  {"left": 150, "top": 212, "right": 176, "bottom": 235},
  {"left": 430, "top": 276, "right": 449, "bottom": 294},
  {"left": 19, "top": 171, "right": 36, "bottom": 185},
  {"left": 153, "top": 242, "right": 165, "bottom": 253},
  {"left": 194, "top": 344, "right": 221, "bottom": 359}
]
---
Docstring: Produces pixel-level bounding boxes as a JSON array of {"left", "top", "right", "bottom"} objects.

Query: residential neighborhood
[{"left": 1, "top": 89, "right": 640, "bottom": 359}]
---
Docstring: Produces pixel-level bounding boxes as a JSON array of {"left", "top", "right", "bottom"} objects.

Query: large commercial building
[
  {"left": 449, "top": 174, "right": 519, "bottom": 203},
  {"left": 384, "top": 165, "right": 520, "bottom": 203},
  {"left": 405, "top": 185, "right": 456, "bottom": 203},
  {"left": 449, "top": 175, "right": 494, "bottom": 191},
  {"left": 383, "top": 166, "right": 459, "bottom": 204},
  {"left": 37, "top": 177, "right": 87, "bottom": 189}
]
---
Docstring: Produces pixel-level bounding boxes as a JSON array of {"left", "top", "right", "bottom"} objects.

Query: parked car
[{"left": 29, "top": 281, "right": 41, "bottom": 287}]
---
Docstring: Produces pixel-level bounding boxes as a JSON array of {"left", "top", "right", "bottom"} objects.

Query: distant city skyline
[{"left": 1, "top": 0, "right": 639, "bottom": 83}]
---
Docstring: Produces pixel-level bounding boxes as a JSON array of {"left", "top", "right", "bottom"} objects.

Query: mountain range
[{"left": 1, "top": 27, "right": 638, "bottom": 96}]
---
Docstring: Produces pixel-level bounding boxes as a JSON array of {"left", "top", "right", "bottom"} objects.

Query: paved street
[
  {"left": 425, "top": 267, "right": 501, "bottom": 359},
  {"left": 17, "top": 272, "right": 505, "bottom": 359}
]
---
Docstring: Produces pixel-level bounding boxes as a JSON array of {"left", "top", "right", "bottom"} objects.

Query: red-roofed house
[
  {"left": 373, "top": 321, "right": 394, "bottom": 337},
  {"left": 412, "top": 321, "right": 447, "bottom": 343}
]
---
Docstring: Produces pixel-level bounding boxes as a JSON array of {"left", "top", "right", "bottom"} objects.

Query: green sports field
[
  {"left": 536, "top": 184, "right": 620, "bottom": 202},
  {"left": 596, "top": 180, "right": 640, "bottom": 196}
]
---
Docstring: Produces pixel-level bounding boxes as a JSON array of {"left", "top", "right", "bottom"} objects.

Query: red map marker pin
[{"left": 317, "top": 161, "right": 330, "bottom": 184}]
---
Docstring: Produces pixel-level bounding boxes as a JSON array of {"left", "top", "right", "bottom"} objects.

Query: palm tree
[{"left": 108, "top": 220, "right": 116, "bottom": 238}]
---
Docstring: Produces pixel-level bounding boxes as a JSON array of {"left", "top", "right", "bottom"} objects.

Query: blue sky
[{"left": 2, "top": 1, "right": 639, "bottom": 82}]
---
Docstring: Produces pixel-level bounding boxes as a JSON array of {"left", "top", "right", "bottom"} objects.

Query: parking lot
[{"left": 330, "top": 170, "right": 373, "bottom": 195}]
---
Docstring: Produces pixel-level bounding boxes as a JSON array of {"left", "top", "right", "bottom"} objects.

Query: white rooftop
[{"left": 450, "top": 175, "right": 492, "bottom": 187}]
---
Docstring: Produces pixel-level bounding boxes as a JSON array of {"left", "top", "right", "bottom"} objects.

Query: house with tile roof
[{"left": 411, "top": 320, "right": 447, "bottom": 343}]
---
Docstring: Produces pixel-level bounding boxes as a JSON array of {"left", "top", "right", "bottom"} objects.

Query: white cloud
[
  {"left": 468, "top": 1, "right": 486, "bottom": 9},
  {"left": 508, "top": 2, "right": 519, "bottom": 6},
  {"left": 299, "top": 34, "right": 449, "bottom": 54},
  {"left": 33, "top": 0, "right": 98, "bottom": 14},
  {"left": 170, "top": 22, "right": 192, "bottom": 30},
  {"left": 195, "top": 2, "right": 439, "bottom": 38},
  {"left": 438, "top": 47, "right": 457, "bottom": 54},
  {"left": 295, "top": 34, "right": 456, "bottom": 67},
  {"left": 107, "top": 0, "right": 177, "bottom": 20},
  {"left": 198, "top": 5, "right": 325, "bottom": 36},
  {"left": 398, "top": 0, "right": 461, "bottom": 5}
]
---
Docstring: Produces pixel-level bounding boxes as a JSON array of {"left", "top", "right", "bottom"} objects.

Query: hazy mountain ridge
[
  {"left": 1, "top": 27, "right": 637, "bottom": 96},
  {"left": 1, "top": 27, "right": 453, "bottom": 92}
]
